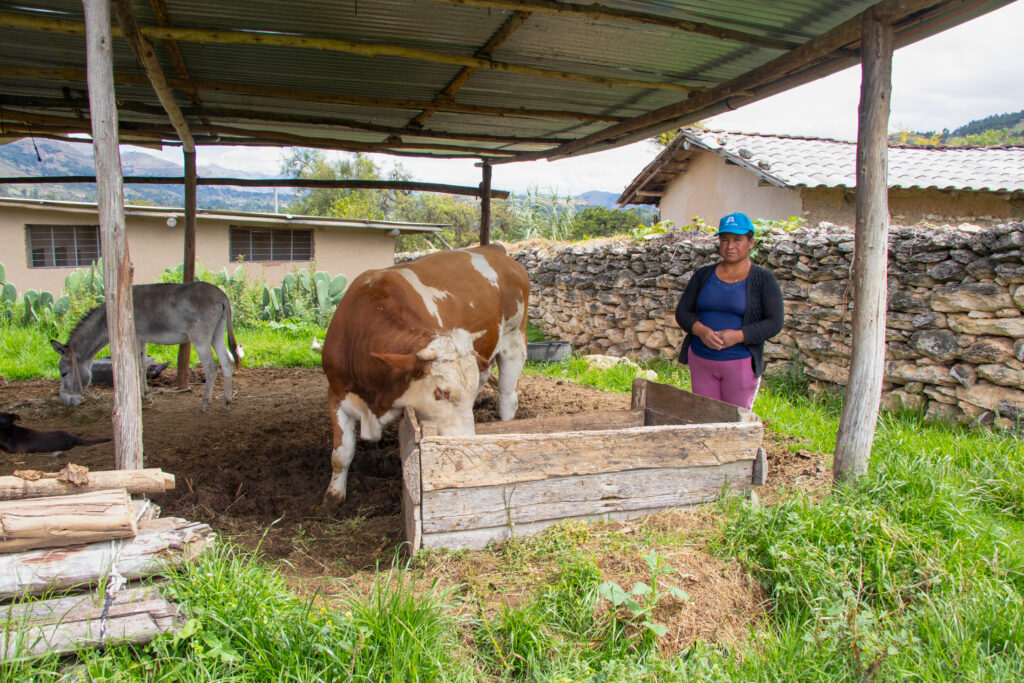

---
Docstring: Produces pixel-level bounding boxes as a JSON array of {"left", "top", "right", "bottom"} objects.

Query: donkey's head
[{"left": 50, "top": 339, "right": 93, "bottom": 406}]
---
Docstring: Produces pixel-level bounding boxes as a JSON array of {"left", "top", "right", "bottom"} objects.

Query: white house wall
[
  {"left": 0, "top": 205, "right": 396, "bottom": 294},
  {"left": 658, "top": 153, "right": 802, "bottom": 227}
]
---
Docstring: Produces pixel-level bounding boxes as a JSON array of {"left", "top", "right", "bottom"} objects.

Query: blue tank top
[{"left": 690, "top": 270, "right": 751, "bottom": 361}]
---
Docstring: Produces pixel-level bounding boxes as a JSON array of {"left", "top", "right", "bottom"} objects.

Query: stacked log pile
[
  {"left": 512, "top": 221, "right": 1024, "bottom": 428},
  {"left": 0, "top": 464, "right": 214, "bottom": 660}
]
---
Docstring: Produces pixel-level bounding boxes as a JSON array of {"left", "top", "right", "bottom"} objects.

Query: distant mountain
[
  {"left": 0, "top": 139, "right": 294, "bottom": 211},
  {"left": 574, "top": 190, "right": 622, "bottom": 209}
]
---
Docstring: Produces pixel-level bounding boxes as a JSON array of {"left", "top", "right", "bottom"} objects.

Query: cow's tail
[{"left": 226, "top": 302, "right": 243, "bottom": 367}]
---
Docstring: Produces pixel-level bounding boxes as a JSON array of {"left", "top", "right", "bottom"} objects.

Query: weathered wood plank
[
  {"left": 2, "top": 607, "right": 180, "bottom": 659},
  {"left": 0, "top": 468, "right": 175, "bottom": 501},
  {"left": 422, "top": 460, "right": 752, "bottom": 532},
  {"left": 0, "top": 489, "right": 136, "bottom": 553},
  {"left": 419, "top": 421, "right": 761, "bottom": 491},
  {"left": 421, "top": 505, "right": 686, "bottom": 550},
  {"left": 752, "top": 447, "right": 767, "bottom": 486},
  {"left": 399, "top": 409, "right": 422, "bottom": 551},
  {"left": 474, "top": 410, "right": 644, "bottom": 435},
  {"left": 0, "top": 517, "right": 213, "bottom": 599},
  {"left": 0, "top": 585, "right": 181, "bottom": 659},
  {"left": 632, "top": 378, "right": 746, "bottom": 425}
]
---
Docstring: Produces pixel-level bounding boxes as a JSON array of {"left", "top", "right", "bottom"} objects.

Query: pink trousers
[{"left": 687, "top": 353, "right": 761, "bottom": 410}]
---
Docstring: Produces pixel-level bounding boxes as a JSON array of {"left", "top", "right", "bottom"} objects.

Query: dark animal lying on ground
[
  {"left": 0, "top": 412, "right": 112, "bottom": 454},
  {"left": 89, "top": 357, "right": 171, "bottom": 387}
]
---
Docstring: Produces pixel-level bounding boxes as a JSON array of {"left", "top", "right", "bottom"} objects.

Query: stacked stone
[{"left": 513, "top": 221, "right": 1024, "bottom": 428}]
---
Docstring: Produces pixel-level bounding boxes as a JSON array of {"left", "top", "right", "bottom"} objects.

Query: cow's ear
[
  {"left": 475, "top": 353, "right": 490, "bottom": 373},
  {"left": 371, "top": 351, "right": 420, "bottom": 374}
]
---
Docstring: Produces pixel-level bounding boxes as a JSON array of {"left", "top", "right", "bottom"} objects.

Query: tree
[
  {"left": 393, "top": 192, "right": 481, "bottom": 250},
  {"left": 571, "top": 206, "right": 643, "bottom": 239},
  {"left": 282, "top": 149, "right": 411, "bottom": 219}
]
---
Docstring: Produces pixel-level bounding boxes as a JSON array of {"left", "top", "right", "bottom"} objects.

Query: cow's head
[
  {"left": 372, "top": 329, "right": 488, "bottom": 435},
  {"left": 50, "top": 339, "right": 93, "bottom": 406}
]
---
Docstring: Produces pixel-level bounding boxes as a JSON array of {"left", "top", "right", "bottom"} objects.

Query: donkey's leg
[
  {"left": 191, "top": 339, "right": 219, "bottom": 413},
  {"left": 137, "top": 343, "right": 149, "bottom": 400},
  {"left": 210, "top": 315, "right": 234, "bottom": 410}
]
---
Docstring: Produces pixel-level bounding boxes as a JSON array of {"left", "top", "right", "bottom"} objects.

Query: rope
[{"left": 98, "top": 538, "right": 128, "bottom": 640}]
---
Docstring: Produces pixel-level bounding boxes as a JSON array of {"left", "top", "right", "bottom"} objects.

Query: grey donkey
[{"left": 50, "top": 282, "right": 242, "bottom": 412}]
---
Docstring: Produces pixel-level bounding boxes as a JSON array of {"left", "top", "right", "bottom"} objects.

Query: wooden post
[
  {"left": 83, "top": 0, "right": 143, "bottom": 470},
  {"left": 834, "top": 10, "right": 892, "bottom": 483},
  {"left": 479, "top": 161, "right": 492, "bottom": 245},
  {"left": 176, "top": 149, "right": 197, "bottom": 389}
]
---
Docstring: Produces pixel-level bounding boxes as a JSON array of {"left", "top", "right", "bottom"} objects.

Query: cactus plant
[{"left": 53, "top": 295, "right": 71, "bottom": 316}]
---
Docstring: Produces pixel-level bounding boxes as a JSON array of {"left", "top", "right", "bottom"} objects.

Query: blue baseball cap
[{"left": 717, "top": 212, "right": 755, "bottom": 236}]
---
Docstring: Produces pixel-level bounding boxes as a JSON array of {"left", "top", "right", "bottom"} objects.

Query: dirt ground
[{"left": 0, "top": 367, "right": 831, "bottom": 650}]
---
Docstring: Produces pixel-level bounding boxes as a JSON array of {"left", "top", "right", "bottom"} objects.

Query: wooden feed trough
[{"left": 400, "top": 378, "right": 767, "bottom": 551}]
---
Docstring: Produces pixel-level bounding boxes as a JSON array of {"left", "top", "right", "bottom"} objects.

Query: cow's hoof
[{"left": 320, "top": 493, "right": 344, "bottom": 513}]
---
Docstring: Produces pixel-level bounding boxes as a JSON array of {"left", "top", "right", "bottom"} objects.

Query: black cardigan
[{"left": 674, "top": 262, "right": 784, "bottom": 378}]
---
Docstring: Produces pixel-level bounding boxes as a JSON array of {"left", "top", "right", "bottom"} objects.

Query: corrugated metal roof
[
  {"left": 0, "top": 0, "right": 1015, "bottom": 165},
  {"left": 618, "top": 128, "right": 1024, "bottom": 204}
]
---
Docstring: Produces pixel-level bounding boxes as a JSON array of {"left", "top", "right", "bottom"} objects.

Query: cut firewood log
[
  {"left": 0, "top": 585, "right": 182, "bottom": 659},
  {"left": 0, "top": 517, "right": 214, "bottom": 599},
  {"left": 0, "top": 466, "right": 175, "bottom": 501},
  {"left": 0, "top": 489, "right": 137, "bottom": 553}
]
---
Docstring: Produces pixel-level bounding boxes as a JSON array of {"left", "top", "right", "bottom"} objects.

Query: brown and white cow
[{"left": 320, "top": 244, "right": 530, "bottom": 509}]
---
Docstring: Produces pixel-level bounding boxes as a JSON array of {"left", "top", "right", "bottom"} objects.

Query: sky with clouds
[{"left": 130, "top": 1, "right": 1024, "bottom": 198}]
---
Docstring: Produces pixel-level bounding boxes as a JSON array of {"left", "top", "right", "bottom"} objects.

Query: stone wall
[{"left": 512, "top": 222, "right": 1024, "bottom": 429}]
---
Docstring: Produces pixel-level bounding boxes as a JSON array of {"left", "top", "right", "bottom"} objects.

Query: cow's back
[{"left": 322, "top": 245, "right": 528, "bottom": 410}]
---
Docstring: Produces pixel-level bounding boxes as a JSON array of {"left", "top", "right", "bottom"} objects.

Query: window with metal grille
[
  {"left": 26, "top": 225, "right": 101, "bottom": 268},
  {"left": 229, "top": 227, "right": 313, "bottom": 262}
]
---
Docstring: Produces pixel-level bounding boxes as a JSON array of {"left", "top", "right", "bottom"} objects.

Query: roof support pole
[
  {"left": 175, "top": 150, "right": 197, "bottom": 390},
  {"left": 479, "top": 161, "right": 492, "bottom": 245},
  {"left": 834, "top": 8, "right": 893, "bottom": 483},
  {"left": 113, "top": 0, "right": 199, "bottom": 390},
  {"left": 83, "top": 0, "right": 143, "bottom": 470}
]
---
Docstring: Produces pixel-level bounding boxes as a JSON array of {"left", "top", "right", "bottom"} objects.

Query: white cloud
[{"left": 124, "top": 2, "right": 1023, "bottom": 195}]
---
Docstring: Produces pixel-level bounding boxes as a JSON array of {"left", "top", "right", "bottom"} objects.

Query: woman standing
[{"left": 674, "top": 212, "right": 784, "bottom": 409}]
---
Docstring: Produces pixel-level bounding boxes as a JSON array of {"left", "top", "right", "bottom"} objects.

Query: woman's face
[{"left": 718, "top": 232, "right": 754, "bottom": 263}]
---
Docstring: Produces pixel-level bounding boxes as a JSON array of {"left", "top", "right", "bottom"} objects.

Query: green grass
[
  {"left": 3, "top": 545, "right": 476, "bottom": 682},
  {"left": 0, "top": 321, "right": 324, "bottom": 380},
  {"left": 3, "top": 336, "right": 1022, "bottom": 681}
]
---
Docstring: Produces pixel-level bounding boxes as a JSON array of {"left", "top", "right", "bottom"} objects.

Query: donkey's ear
[{"left": 50, "top": 339, "right": 68, "bottom": 355}]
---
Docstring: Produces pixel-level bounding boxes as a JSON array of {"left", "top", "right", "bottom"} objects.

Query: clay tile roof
[
  {"left": 619, "top": 128, "right": 1024, "bottom": 206},
  {"left": 684, "top": 128, "right": 1024, "bottom": 191}
]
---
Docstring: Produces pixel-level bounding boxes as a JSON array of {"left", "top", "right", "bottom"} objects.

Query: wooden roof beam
[
  {"left": 408, "top": 11, "right": 533, "bottom": 130},
  {"left": 0, "top": 11, "right": 698, "bottom": 93},
  {"left": 0, "top": 176, "right": 512, "bottom": 199},
  {"left": 497, "top": 0, "right": 951, "bottom": 163},
  {"left": 147, "top": 0, "right": 214, "bottom": 135},
  {"left": 427, "top": 0, "right": 800, "bottom": 51},
  {"left": 0, "top": 65, "right": 626, "bottom": 123},
  {"left": 0, "top": 94, "right": 572, "bottom": 146},
  {"left": 111, "top": 0, "right": 194, "bottom": 152},
  {"left": 0, "top": 108, "right": 531, "bottom": 157}
]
